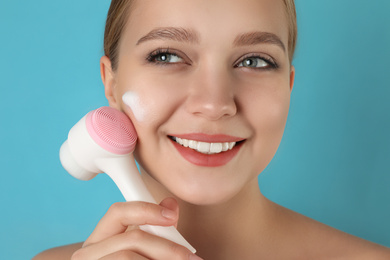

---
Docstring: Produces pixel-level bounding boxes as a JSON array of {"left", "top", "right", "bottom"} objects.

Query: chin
[
  {"left": 179, "top": 193, "right": 234, "bottom": 206},
  {"left": 166, "top": 179, "right": 244, "bottom": 206}
]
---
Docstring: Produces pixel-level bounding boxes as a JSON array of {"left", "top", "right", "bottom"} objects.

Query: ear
[
  {"left": 100, "top": 56, "right": 120, "bottom": 109},
  {"left": 289, "top": 65, "right": 295, "bottom": 92}
]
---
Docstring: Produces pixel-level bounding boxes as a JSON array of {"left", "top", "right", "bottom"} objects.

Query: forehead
[{"left": 123, "top": 0, "right": 288, "bottom": 48}]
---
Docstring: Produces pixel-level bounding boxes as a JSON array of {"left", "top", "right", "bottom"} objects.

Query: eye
[
  {"left": 235, "top": 55, "right": 278, "bottom": 69},
  {"left": 147, "top": 49, "right": 184, "bottom": 64},
  {"left": 239, "top": 57, "right": 267, "bottom": 68},
  {"left": 155, "top": 53, "right": 182, "bottom": 63}
]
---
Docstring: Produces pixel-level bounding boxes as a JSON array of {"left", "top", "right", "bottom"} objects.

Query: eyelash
[
  {"left": 236, "top": 54, "right": 279, "bottom": 70},
  {"left": 146, "top": 48, "right": 183, "bottom": 66},
  {"left": 146, "top": 48, "right": 278, "bottom": 70}
]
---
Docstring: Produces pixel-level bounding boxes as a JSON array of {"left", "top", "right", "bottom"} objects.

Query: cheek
[
  {"left": 116, "top": 58, "right": 172, "bottom": 125},
  {"left": 244, "top": 79, "right": 291, "bottom": 132},
  {"left": 119, "top": 73, "right": 185, "bottom": 125},
  {"left": 122, "top": 90, "right": 159, "bottom": 123},
  {"left": 120, "top": 85, "right": 174, "bottom": 179},
  {"left": 118, "top": 72, "right": 187, "bottom": 165},
  {"left": 258, "top": 93, "right": 290, "bottom": 132},
  {"left": 242, "top": 79, "right": 291, "bottom": 158}
]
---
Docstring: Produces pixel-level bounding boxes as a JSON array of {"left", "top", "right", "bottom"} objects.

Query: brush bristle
[{"left": 86, "top": 106, "right": 137, "bottom": 154}]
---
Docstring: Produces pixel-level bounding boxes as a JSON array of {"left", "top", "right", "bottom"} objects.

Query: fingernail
[
  {"left": 161, "top": 208, "right": 177, "bottom": 220},
  {"left": 190, "top": 254, "right": 203, "bottom": 260}
]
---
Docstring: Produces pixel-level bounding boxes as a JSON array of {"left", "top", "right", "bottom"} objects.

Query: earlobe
[
  {"left": 100, "top": 56, "right": 119, "bottom": 109},
  {"left": 289, "top": 65, "right": 295, "bottom": 92}
]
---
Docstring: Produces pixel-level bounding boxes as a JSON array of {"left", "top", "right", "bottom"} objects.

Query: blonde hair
[
  {"left": 103, "top": 0, "right": 133, "bottom": 71},
  {"left": 104, "top": 0, "right": 297, "bottom": 70},
  {"left": 283, "top": 0, "right": 297, "bottom": 63}
]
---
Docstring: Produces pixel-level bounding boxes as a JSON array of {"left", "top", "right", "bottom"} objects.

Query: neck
[
  {"left": 141, "top": 168, "right": 277, "bottom": 259},
  {"left": 179, "top": 180, "right": 274, "bottom": 259}
]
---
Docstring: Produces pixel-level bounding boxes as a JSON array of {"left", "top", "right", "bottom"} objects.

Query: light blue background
[{"left": 0, "top": 1, "right": 389, "bottom": 259}]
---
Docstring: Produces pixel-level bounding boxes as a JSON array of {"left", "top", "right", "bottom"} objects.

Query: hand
[{"left": 71, "top": 198, "right": 202, "bottom": 260}]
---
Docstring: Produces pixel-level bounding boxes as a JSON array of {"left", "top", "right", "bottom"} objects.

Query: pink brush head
[
  {"left": 86, "top": 106, "right": 137, "bottom": 154},
  {"left": 60, "top": 106, "right": 138, "bottom": 181}
]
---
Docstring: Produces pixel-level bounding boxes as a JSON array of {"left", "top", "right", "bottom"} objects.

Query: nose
[{"left": 185, "top": 66, "right": 237, "bottom": 121}]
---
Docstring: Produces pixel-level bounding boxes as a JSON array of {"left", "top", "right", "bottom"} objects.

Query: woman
[{"left": 34, "top": 0, "right": 390, "bottom": 259}]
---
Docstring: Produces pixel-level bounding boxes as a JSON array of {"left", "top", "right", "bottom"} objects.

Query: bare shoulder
[
  {"left": 32, "top": 242, "right": 83, "bottom": 260},
  {"left": 273, "top": 203, "right": 390, "bottom": 259}
]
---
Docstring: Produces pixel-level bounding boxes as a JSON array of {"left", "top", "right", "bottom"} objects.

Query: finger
[
  {"left": 72, "top": 247, "right": 148, "bottom": 260},
  {"left": 85, "top": 201, "right": 178, "bottom": 246},
  {"left": 80, "top": 229, "right": 200, "bottom": 260},
  {"left": 159, "top": 197, "right": 179, "bottom": 214},
  {"left": 98, "top": 250, "right": 148, "bottom": 260},
  {"left": 159, "top": 197, "right": 179, "bottom": 228}
]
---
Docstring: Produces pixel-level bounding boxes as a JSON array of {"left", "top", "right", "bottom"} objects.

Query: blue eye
[
  {"left": 154, "top": 53, "right": 182, "bottom": 63},
  {"left": 238, "top": 57, "right": 269, "bottom": 68},
  {"left": 235, "top": 54, "right": 278, "bottom": 70},
  {"left": 147, "top": 49, "right": 184, "bottom": 64}
]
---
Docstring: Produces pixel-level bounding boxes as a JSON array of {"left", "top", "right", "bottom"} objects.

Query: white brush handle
[
  {"left": 60, "top": 108, "right": 195, "bottom": 253},
  {"left": 97, "top": 157, "right": 196, "bottom": 253}
]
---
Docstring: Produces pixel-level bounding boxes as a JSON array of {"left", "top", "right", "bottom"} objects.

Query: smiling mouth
[{"left": 169, "top": 136, "right": 242, "bottom": 155}]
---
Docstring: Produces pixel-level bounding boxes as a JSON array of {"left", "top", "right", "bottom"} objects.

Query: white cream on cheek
[{"left": 122, "top": 91, "right": 149, "bottom": 122}]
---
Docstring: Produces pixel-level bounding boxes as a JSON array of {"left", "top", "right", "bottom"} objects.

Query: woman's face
[{"left": 103, "top": 0, "right": 294, "bottom": 205}]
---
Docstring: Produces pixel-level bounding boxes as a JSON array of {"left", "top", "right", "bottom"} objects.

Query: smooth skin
[{"left": 34, "top": 0, "right": 390, "bottom": 259}]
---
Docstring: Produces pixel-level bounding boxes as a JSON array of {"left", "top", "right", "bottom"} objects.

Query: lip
[
  {"left": 171, "top": 133, "right": 245, "bottom": 143},
  {"left": 168, "top": 133, "right": 245, "bottom": 167}
]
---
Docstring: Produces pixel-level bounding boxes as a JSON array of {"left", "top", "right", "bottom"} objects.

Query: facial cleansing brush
[{"left": 60, "top": 106, "right": 195, "bottom": 253}]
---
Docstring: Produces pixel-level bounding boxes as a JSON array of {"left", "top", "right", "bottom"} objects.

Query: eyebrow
[
  {"left": 136, "top": 27, "right": 200, "bottom": 45},
  {"left": 233, "top": 31, "right": 286, "bottom": 52},
  {"left": 136, "top": 27, "right": 285, "bottom": 52}
]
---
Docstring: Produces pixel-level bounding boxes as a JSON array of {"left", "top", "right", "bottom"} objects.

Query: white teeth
[
  {"left": 210, "top": 143, "right": 223, "bottom": 153},
  {"left": 177, "top": 138, "right": 182, "bottom": 145},
  {"left": 188, "top": 140, "right": 197, "bottom": 149},
  {"left": 222, "top": 142, "right": 229, "bottom": 152},
  {"left": 197, "top": 142, "right": 210, "bottom": 153},
  {"left": 172, "top": 137, "right": 237, "bottom": 154}
]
